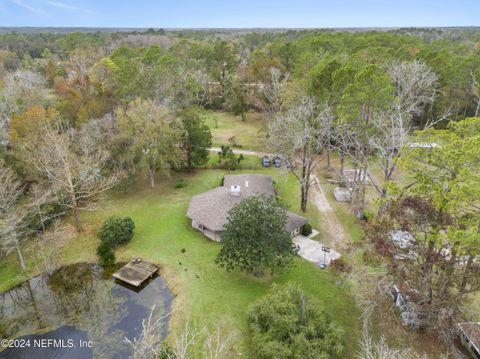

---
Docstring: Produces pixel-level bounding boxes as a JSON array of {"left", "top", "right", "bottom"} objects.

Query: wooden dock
[{"left": 112, "top": 258, "right": 159, "bottom": 287}]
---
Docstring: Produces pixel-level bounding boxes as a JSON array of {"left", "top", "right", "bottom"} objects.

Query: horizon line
[{"left": 1, "top": 25, "right": 479, "bottom": 30}]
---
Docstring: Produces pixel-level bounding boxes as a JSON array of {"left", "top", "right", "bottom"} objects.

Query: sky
[{"left": 0, "top": 0, "right": 479, "bottom": 28}]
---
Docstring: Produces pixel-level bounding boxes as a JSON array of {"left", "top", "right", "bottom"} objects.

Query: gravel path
[{"left": 310, "top": 178, "right": 349, "bottom": 251}]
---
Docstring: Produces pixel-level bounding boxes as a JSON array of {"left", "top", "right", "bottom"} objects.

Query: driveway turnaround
[{"left": 293, "top": 234, "right": 341, "bottom": 267}]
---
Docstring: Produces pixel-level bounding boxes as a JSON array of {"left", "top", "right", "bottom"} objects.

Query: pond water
[{"left": 0, "top": 263, "right": 173, "bottom": 359}]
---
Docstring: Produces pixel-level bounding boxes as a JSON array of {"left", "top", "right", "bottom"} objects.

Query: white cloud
[
  {"left": 46, "top": 1, "right": 93, "bottom": 13},
  {"left": 6, "top": 0, "right": 51, "bottom": 17}
]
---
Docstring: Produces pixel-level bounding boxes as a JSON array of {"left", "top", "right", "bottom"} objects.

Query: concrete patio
[{"left": 293, "top": 230, "right": 341, "bottom": 267}]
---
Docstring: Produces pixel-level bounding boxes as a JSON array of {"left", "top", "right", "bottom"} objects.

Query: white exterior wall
[
  {"left": 191, "top": 219, "right": 221, "bottom": 242},
  {"left": 203, "top": 228, "right": 221, "bottom": 242}
]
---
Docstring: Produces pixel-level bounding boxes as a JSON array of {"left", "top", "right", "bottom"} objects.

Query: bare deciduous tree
[
  {"left": 169, "top": 321, "right": 236, "bottom": 359},
  {"left": 0, "top": 70, "right": 46, "bottom": 147},
  {"left": 349, "top": 269, "right": 457, "bottom": 359},
  {"left": 0, "top": 161, "right": 23, "bottom": 214},
  {"left": 387, "top": 60, "right": 437, "bottom": 118},
  {"left": 3, "top": 70, "right": 46, "bottom": 105},
  {"left": 333, "top": 121, "right": 374, "bottom": 219},
  {"left": 203, "top": 323, "right": 237, "bottom": 359},
  {"left": 30, "top": 220, "right": 65, "bottom": 274},
  {"left": 262, "top": 67, "right": 288, "bottom": 117},
  {"left": 173, "top": 321, "right": 204, "bottom": 359},
  {"left": 357, "top": 318, "right": 429, "bottom": 359},
  {"left": 0, "top": 160, "right": 26, "bottom": 269},
  {"left": 106, "top": 34, "right": 173, "bottom": 54},
  {"left": 124, "top": 305, "right": 172, "bottom": 359},
  {"left": 23, "top": 122, "right": 123, "bottom": 231},
  {"left": 269, "top": 98, "right": 331, "bottom": 212},
  {"left": 368, "top": 60, "right": 438, "bottom": 200},
  {"left": 0, "top": 108, "right": 10, "bottom": 148},
  {"left": 125, "top": 306, "right": 237, "bottom": 359}
]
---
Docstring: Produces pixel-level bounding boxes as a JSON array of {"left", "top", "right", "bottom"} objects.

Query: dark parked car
[
  {"left": 261, "top": 155, "right": 271, "bottom": 167},
  {"left": 272, "top": 156, "right": 282, "bottom": 168}
]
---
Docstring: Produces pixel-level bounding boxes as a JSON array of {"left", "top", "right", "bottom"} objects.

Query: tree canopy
[
  {"left": 215, "top": 194, "right": 298, "bottom": 276},
  {"left": 247, "top": 283, "right": 344, "bottom": 359}
]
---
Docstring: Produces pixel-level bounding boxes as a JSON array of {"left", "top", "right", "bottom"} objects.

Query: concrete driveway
[{"left": 293, "top": 233, "right": 341, "bottom": 267}]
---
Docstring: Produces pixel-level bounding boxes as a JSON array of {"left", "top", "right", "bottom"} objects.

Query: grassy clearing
[
  {"left": 0, "top": 165, "right": 360, "bottom": 357},
  {"left": 204, "top": 111, "right": 267, "bottom": 151},
  {"left": 203, "top": 152, "right": 263, "bottom": 171}
]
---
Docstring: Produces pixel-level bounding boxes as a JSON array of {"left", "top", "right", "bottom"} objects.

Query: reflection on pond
[{"left": 0, "top": 263, "right": 173, "bottom": 359}]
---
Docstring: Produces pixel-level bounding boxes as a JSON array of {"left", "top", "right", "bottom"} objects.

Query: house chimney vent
[
  {"left": 245, "top": 181, "right": 249, "bottom": 188},
  {"left": 230, "top": 185, "right": 241, "bottom": 196}
]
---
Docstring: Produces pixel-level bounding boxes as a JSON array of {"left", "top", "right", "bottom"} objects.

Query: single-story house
[
  {"left": 186, "top": 174, "right": 307, "bottom": 242},
  {"left": 458, "top": 322, "right": 480, "bottom": 359}
]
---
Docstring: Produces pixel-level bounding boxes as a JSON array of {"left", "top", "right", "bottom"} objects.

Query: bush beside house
[{"left": 301, "top": 223, "right": 312, "bottom": 236}]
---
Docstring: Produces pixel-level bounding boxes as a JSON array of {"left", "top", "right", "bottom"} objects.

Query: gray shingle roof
[
  {"left": 223, "top": 174, "right": 275, "bottom": 198},
  {"left": 187, "top": 174, "right": 306, "bottom": 233},
  {"left": 286, "top": 211, "right": 308, "bottom": 233}
]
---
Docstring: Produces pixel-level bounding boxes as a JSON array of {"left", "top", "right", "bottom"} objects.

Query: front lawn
[{"left": 0, "top": 168, "right": 360, "bottom": 357}]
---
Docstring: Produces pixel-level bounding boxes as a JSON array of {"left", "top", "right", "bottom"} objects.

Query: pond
[{"left": 0, "top": 263, "right": 174, "bottom": 359}]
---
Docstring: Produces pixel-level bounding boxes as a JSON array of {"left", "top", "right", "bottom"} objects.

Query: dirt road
[
  {"left": 310, "top": 178, "right": 349, "bottom": 251},
  {"left": 209, "top": 147, "right": 271, "bottom": 157}
]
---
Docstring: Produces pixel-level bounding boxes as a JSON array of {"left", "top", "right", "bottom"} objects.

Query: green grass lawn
[
  {"left": 204, "top": 111, "right": 268, "bottom": 151},
  {"left": 0, "top": 166, "right": 360, "bottom": 358},
  {"left": 204, "top": 153, "right": 263, "bottom": 171}
]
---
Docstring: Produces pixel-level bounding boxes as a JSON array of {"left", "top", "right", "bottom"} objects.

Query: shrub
[
  {"left": 175, "top": 179, "right": 187, "bottom": 189},
  {"left": 96, "top": 242, "right": 115, "bottom": 267},
  {"left": 217, "top": 145, "right": 244, "bottom": 170},
  {"left": 364, "top": 210, "right": 375, "bottom": 223},
  {"left": 98, "top": 216, "right": 135, "bottom": 247},
  {"left": 301, "top": 223, "right": 312, "bottom": 236},
  {"left": 158, "top": 343, "right": 176, "bottom": 359},
  {"left": 247, "top": 283, "right": 344, "bottom": 359},
  {"left": 18, "top": 200, "right": 65, "bottom": 239},
  {"left": 330, "top": 258, "right": 352, "bottom": 273},
  {"left": 362, "top": 250, "right": 382, "bottom": 267}
]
